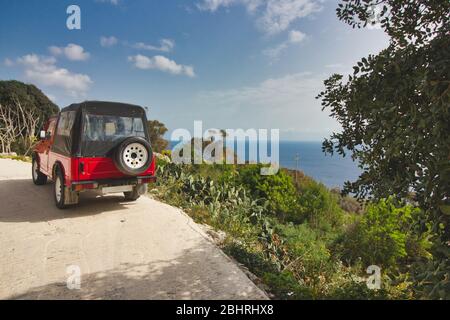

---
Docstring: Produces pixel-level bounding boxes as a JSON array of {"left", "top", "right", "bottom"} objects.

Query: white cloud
[
  {"left": 197, "top": 0, "right": 238, "bottom": 11},
  {"left": 199, "top": 72, "right": 319, "bottom": 106},
  {"left": 96, "top": 0, "right": 119, "bottom": 5},
  {"left": 197, "top": 0, "right": 322, "bottom": 34},
  {"left": 100, "top": 36, "right": 118, "bottom": 47},
  {"left": 128, "top": 54, "right": 195, "bottom": 77},
  {"left": 263, "top": 43, "right": 288, "bottom": 60},
  {"left": 48, "top": 46, "right": 62, "bottom": 56},
  {"left": 49, "top": 44, "right": 90, "bottom": 61},
  {"left": 17, "top": 54, "right": 92, "bottom": 96},
  {"left": 257, "top": 0, "right": 321, "bottom": 35},
  {"left": 132, "top": 39, "right": 175, "bottom": 52},
  {"left": 289, "top": 29, "right": 306, "bottom": 43},
  {"left": 197, "top": 0, "right": 264, "bottom": 12},
  {"left": 17, "top": 55, "right": 57, "bottom": 72},
  {"left": 263, "top": 29, "right": 306, "bottom": 60},
  {"left": 196, "top": 72, "right": 339, "bottom": 139},
  {"left": 325, "top": 63, "right": 344, "bottom": 69},
  {"left": 4, "top": 58, "right": 14, "bottom": 67}
]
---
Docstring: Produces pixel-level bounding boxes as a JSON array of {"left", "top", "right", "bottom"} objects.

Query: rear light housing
[{"left": 73, "top": 183, "right": 99, "bottom": 191}]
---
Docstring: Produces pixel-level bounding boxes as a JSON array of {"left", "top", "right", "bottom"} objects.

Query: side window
[
  {"left": 47, "top": 120, "right": 56, "bottom": 138},
  {"left": 57, "top": 111, "right": 76, "bottom": 137}
]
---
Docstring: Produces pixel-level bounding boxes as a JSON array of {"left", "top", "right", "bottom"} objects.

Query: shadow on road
[
  {"left": 0, "top": 179, "right": 140, "bottom": 223},
  {"left": 8, "top": 242, "right": 265, "bottom": 300}
]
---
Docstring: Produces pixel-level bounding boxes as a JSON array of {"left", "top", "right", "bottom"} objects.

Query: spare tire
[{"left": 114, "top": 137, "right": 153, "bottom": 176}]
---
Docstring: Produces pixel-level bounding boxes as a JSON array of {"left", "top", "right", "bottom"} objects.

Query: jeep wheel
[
  {"left": 32, "top": 157, "right": 47, "bottom": 185},
  {"left": 124, "top": 184, "right": 147, "bottom": 201},
  {"left": 54, "top": 168, "right": 79, "bottom": 209},
  {"left": 54, "top": 169, "right": 67, "bottom": 209},
  {"left": 114, "top": 137, "right": 152, "bottom": 176}
]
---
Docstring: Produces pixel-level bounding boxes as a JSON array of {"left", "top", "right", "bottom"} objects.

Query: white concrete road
[{"left": 0, "top": 158, "right": 267, "bottom": 300}]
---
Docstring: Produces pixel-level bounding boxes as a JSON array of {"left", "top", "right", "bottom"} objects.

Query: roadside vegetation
[
  {"left": 0, "top": 154, "right": 31, "bottom": 162},
  {"left": 151, "top": 157, "right": 437, "bottom": 299}
]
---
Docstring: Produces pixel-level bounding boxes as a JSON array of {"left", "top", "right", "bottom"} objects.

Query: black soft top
[
  {"left": 61, "top": 101, "right": 146, "bottom": 117},
  {"left": 52, "top": 101, "right": 149, "bottom": 157}
]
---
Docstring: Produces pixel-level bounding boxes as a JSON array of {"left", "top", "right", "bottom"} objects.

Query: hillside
[
  {"left": 153, "top": 159, "right": 436, "bottom": 299},
  {"left": 0, "top": 80, "right": 59, "bottom": 130}
]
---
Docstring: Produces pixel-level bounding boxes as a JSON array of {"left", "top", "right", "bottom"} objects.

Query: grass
[{"left": 0, "top": 154, "right": 32, "bottom": 162}]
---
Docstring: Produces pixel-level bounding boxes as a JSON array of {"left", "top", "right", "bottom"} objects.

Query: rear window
[{"left": 82, "top": 114, "right": 146, "bottom": 142}]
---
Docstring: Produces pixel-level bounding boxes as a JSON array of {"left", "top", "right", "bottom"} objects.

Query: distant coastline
[{"left": 168, "top": 140, "right": 361, "bottom": 188}]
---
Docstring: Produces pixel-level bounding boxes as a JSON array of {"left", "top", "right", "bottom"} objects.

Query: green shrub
[
  {"left": 263, "top": 271, "right": 314, "bottom": 300},
  {"left": 223, "top": 242, "right": 278, "bottom": 276},
  {"left": 191, "top": 163, "right": 237, "bottom": 184},
  {"left": 237, "top": 164, "right": 300, "bottom": 221},
  {"left": 276, "top": 223, "right": 339, "bottom": 297},
  {"left": 223, "top": 242, "right": 314, "bottom": 299},
  {"left": 161, "top": 149, "right": 171, "bottom": 159},
  {"left": 297, "top": 179, "right": 345, "bottom": 230},
  {"left": 410, "top": 257, "right": 450, "bottom": 299},
  {"left": 333, "top": 198, "right": 432, "bottom": 270},
  {"left": 277, "top": 223, "right": 332, "bottom": 271},
  {"left": 339, "top": 195, "right": 363, "bottom": 214},
  {"left": 330, "top": 279, "right": 396, "bottom": 300}
]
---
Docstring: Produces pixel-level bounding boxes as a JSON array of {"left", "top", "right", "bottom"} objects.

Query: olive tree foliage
[
  {"left": 317, "top": 0, "right": 450, "bottom": 238},
  {"left": 0, "top": 80, "right": 58, "bottom": 132},
  {"left": 336, "top": 0, "right": 449, "bottom": 47}
]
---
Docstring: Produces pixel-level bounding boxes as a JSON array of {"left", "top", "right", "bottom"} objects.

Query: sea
[
  {"left": 169, "top": 140, "right": 361, "bottom": 189},
  {"left": 277, "top": 141, "right": 360, "bottom": 189}
]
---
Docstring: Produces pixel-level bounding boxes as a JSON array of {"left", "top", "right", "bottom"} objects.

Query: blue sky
[{"left": 0, "top": 0, "right": 389, "bottom": 140}]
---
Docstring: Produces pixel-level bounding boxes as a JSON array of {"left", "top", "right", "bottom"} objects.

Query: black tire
[
  {"left": 114, "top": 137, "right": 152, "bottom": 176},
  {"left": 32, "top": 157, "right": 47, "bottom": 185},
  {"left": 124, "top": 184, "right": 147, "bottom": 201},
  {"left": 54, "top": 167, "right": 68, "bottom": 209}
]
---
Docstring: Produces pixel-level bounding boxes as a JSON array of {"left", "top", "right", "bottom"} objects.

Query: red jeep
[{"left": 32, "top": 101, "right": 156, "bottom": 209}]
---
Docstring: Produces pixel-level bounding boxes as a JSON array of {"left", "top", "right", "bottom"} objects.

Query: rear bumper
[{"left": 71, "top": 175, "right": 156, "bottom": 191}]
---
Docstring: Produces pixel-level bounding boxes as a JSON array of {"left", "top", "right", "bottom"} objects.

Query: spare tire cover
[{"left": 114, "top": 137, "right": 153, "bottom": 175}]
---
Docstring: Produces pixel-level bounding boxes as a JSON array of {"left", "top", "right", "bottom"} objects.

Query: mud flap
[
  {"left": 64, "top": 187, "right": 79, "bottom": 205},
  {"left": 136, "top": 183, "right": 148, "bottom": 195}
]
